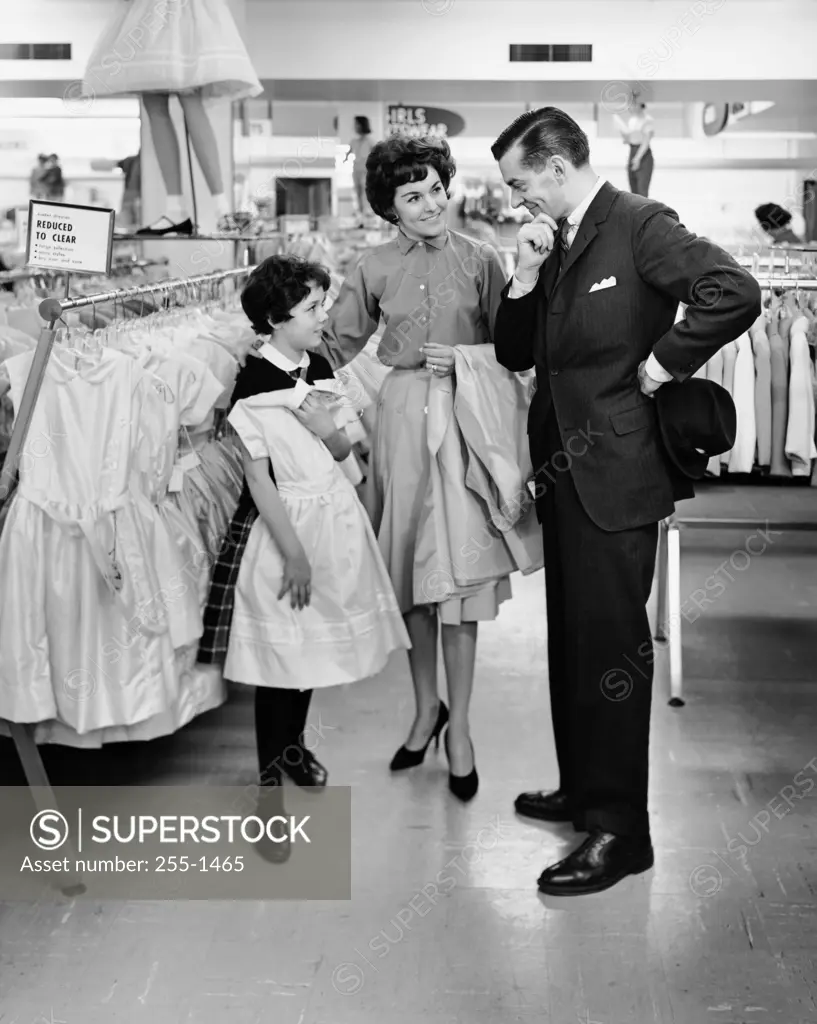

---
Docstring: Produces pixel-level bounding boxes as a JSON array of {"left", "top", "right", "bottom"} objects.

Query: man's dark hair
[
  {"left": 365, "top": 135, "right": 456, "bottom": 223},
  {"left": 241, "top": 254, "right": 330, "bottom": 335},
  {"left": 491, "top": 106, "right": 590, "bottom": 170}
]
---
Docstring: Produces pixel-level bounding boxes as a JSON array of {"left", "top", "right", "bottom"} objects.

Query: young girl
[{"left": 198, "top": 255, "right": 409, "bottom": 862}]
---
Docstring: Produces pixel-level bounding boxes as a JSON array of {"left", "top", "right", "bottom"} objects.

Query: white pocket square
[{"left": 589, "top": 276, "right": 617, "bottom": 293}]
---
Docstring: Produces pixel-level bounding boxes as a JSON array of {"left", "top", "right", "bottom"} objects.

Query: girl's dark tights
[{"left": 254, "top": 686, "right": 313, "bottom": 789}]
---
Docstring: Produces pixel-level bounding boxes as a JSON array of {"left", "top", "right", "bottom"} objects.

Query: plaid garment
[
  {"left": 196, "top": 500, "right": 258, "bottom": 664},
  {"left": 197, "top": 354, "right": 323, "bottom": 664}
]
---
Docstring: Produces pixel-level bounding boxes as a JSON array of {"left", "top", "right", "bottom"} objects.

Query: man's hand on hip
[{"left": 638, "top": 360, "right": 663, "bottom": 397}]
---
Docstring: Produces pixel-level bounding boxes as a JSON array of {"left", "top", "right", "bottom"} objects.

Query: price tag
[
  {"left": 168, "top": 465, "right": 185, "bottom": 493},
  {"left": 26, "top": 199, "right": 115, "bottom": 276}
]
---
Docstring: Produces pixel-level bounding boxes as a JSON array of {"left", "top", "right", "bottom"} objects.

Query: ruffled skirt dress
[{"left": 83, "top": 0, "right": 263, "bottom": 101}]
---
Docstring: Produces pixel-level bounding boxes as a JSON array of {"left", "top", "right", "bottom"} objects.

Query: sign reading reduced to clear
[
  {"left": 26, "top": 200, "right": 115, "bottom": 276},
  {"left": 386, "top": 105, "right": 466, "bottom": 139}
]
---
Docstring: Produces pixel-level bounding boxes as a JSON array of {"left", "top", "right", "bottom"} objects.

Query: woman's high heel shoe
[
  {"left": 444, "top": 729, "right": 479, "bottom": 802},
  {"left": 389, "top": 702, "right": 449, "bottom": 771}
]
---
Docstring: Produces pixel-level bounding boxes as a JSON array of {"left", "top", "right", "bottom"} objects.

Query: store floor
[{"left": 1, "top": 482, "right": 816, "bottom": 1024}]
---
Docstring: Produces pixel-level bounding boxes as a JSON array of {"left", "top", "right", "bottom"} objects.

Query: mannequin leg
[
  {"left": 142, "top": 93, "right": 182, "bottom": 193},
  {"left": 178, "top": 91, "right": 231, "bottom": 220},
  {"left": 140, "top": 92, "right": 190, "bottom": 229}
]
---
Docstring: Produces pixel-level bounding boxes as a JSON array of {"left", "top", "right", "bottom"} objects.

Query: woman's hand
[
  {"left": 630, "top": 158, "right": 641, "bottom": 171},
  {"left": 293, "top": 392, "right": 338, "bottom": 438},
  {"left": 421, "top": 342, "right": 455, "bottom": 378},
  {"left": 279, "top": 545, "right": 312, "bottom": 609}
]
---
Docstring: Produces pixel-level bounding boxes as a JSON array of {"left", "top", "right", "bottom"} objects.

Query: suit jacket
[{"left": 493, "top": 182, "right": 762, "bottom": 531}]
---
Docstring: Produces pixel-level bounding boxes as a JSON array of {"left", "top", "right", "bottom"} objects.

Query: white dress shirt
[{"left": 507, "top": 177, "right": 672, "bottom": 385}]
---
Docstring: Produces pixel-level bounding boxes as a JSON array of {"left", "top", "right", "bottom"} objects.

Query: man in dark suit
[{"left": 491, "top": 107, "right": 761, "bottom": 896}]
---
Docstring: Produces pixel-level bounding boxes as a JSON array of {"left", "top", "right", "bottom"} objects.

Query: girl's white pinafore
[{"left": 224, "top": 394, "right": 410, "bottom": 689}]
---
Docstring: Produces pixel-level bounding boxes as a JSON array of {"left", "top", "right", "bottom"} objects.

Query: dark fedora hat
[{"left": 654, "top": 378, "right": 737, "bottom": 480}]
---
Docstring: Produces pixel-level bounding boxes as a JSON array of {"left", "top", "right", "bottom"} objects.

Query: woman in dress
[
  {"left": 344, "top": 116, "right": 374, "bottom": 224},
  {"left": 319, "top": 135, "right": 509, "bottom": 801},
  {"left": 82, "top": 0, "right": 262, "bottom": 234},
  {"left": 614, "top": 96, "right": 655, "bottom": 197}
]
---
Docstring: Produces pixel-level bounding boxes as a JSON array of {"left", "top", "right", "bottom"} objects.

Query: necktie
[
  {"left": 288, "top": 365, "right": 308, "bottom": 381},
  {"left": 555, "top": 218, "right": 570, "bottom": 272}
]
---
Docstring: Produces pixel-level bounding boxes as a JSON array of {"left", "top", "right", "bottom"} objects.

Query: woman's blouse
[{"left": 320, "top": 228, "right": 508, "bottom": 370}]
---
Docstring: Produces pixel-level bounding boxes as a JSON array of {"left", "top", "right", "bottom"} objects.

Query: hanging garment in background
[
  {"left": 785, "top": 315, "right": 817, "bottom": 475},
  {"left": 768, "top": 315, "right": 793, "bottom": 477},
  {"left": 750, "top": 314, "right": 772, "bottom": 469},
  {"left": 728, "top": 332, "right": 757, "bottom": 474},
  {"left": 705, "top": 345, "right": 724, "bottom": 476},
  {"left": 719, "top": 340, "right": 738, "bottom": 467}
]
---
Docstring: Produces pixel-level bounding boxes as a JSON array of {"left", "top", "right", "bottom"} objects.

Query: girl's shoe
[
  {"left": 389, "top": 701, "right": 449, "bottom": 771},
  {"left": 135, "top": 216, "right": 195, "bottom": 237},
  {"left": 282, "top": 746, "right": 328, "bottom": 790},
  {"left": 444, "top": 729, "right": 479, "bottom": 802}
]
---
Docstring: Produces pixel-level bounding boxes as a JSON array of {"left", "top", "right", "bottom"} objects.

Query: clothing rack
[
  {"left": 0, "top": 258, "right": 170, "bottom": 285},
  {"left": 656, "top": 264, "right": 817, "bottom": 707},
  {"left": 0, "top": 264, "right": 256, "bottom": 896}
]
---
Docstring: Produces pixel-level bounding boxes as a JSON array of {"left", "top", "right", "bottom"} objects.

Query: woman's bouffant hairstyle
[
  {"left": 365, "top": 136, "right": 457, "bottom": 224},
  {"left": 241, "top": 254, "right": 330, "bottom": 335}
]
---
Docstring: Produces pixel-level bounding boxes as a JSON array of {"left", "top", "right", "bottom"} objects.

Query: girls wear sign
[{"left": 386, "top": 105, "right": 465, "bottom": 139}]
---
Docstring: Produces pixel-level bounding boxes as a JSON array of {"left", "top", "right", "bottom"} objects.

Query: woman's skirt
[
  {"left": 366, "top": 367, "right": 511, "bottom": 625},
  {"left": 82, "top": 0, "right": 263, "bottom": 101}
]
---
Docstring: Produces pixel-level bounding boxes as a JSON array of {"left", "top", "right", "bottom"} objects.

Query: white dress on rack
[
  {"left": 131, "top": 345, "right": 226, "bottom": 646},
  {"left": 0, "top": 348, "right": 180, "bottom": 733},
  {"left": 82, "top": 0, "right": 262, "bottom": 101},
  {"left": 224, "top": 391, "right": 411, "bottom": 689}
]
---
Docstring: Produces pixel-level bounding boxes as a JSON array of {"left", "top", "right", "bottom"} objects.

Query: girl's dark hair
[
  {"left": 365, "top": 136, "right": 456, "bottom": 223},
  {"left": 241, "top": 254, "right": 330, "bottom": 335},
  {"left": 354, "top": 116, "right": 371, "bottom": 135}
]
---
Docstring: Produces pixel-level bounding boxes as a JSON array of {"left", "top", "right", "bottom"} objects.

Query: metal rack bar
[
  {"left": 37, "top": 265, "right": 255, "bottom": 322},
  {"left": 762, "top": 279, "right": 817, "bottom": 291},
  {"left": 0, "top": 263, "right": 256, "bottom": 896},
  {"left": 112, "top": 233, "right": 283, "bottom": 242}
]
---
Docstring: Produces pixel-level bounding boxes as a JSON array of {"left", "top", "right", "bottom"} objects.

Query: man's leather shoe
[
  {"left": 537, "top": 831, "right": 654, "bottom": 896},
  {"left": 514, "top": 788, "right": 572, "bottom": 822}
]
